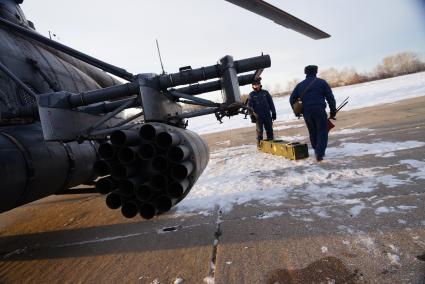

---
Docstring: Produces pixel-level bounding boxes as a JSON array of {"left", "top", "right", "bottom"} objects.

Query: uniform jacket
[
  {"left": 248, "top": 89, "right": 276, "bottom": 118},
  {"left": 289, "top": 75, "right": 336, "bottom": 113}
]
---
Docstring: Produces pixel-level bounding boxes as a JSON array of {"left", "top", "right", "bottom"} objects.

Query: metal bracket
[
  {"left": 37, "top": 106, "right": 121, "bottom": 141},
  {"left": 219, "top": 55, "right": 242, "bottom": 106},
  {"left": 138, "top": 74, "right": 182, "bottom": 122}
]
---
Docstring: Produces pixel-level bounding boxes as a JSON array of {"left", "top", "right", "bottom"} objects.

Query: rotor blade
[{"left": 224, "top": 0, "right": 330, "bottom": 40}]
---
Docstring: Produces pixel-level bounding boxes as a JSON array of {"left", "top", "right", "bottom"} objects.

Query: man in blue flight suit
[
  {"left": 290, "top": 65, "right": 336, "bottom": 162},
  {"left": 247, "top": 78, "right": 276, "bottom": 148}
]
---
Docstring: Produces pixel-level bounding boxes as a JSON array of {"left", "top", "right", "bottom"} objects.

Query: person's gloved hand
[
  {"left": 272, "top": 113, "right": 277, "bottom": 121},
  {"left": 330, "top": 111, "right": 337, "bottom": 120}
]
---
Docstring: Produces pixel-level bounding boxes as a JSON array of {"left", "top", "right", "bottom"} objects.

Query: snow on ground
[
  {"left": 387, "top": 253, "right": 401, "bottom": 267},
  {"left": 399, "top": 159, "right": 425, "bottom": 179},
  {"left": 327, "top": 140, "right": 425, "bottom": 158},
  {"left": 355, "top": 235, "right": 377, "bottom": 253},
  {"left": 331, "top": 128, "right": 370, "bottom": 135},
  {"left": 174, "top": 73, "right": 425, "bottom": 234},
  {"left": 187, "top": 72, "right": 425, "bottom": 134},
  {"left": 256, "top": 211, "right": 284, "bottom": 219},
  {"left": 273, "top": 123, "right": 304, "bottom": 131},
  {"left": 349, "top": 204, "right": 366, "bottom": 217},
  {"left": 176, "top": 128, "right": 425, "bottom": 217}
]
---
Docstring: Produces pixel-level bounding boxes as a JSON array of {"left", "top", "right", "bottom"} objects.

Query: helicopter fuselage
[{"left": 0, "top": 0, "right": 117, "bottom": 213}]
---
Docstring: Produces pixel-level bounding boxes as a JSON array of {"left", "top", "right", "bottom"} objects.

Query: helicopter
[{"left": 0, "top": 0, "right": 330, "bottom": 219}]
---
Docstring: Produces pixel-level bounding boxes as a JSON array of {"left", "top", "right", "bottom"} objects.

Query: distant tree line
[
  {"left": 373, "top": 52, "right": 425, "bottom": 80},
  {"left": 282, "top": 52, "right": 425, "bottom": 92},
  {"left": 184, "top": 52, "right": 425, "bottom": 107},
  {"left": 319, "top": 52, "right": 425, "bottom": 88}
]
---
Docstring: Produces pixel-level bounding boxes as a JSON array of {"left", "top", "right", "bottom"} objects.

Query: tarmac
[{"left": 0, "top": 96, "right": 424, "bottom": 283}]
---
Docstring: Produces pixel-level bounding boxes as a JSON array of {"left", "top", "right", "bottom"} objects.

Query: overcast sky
[{"left": 22, "top": 0, "right": 425, "bottom": 95}]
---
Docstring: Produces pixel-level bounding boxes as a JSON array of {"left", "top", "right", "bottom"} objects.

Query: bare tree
[
  {"left": 339, "top": 67, "right": 368, "bottom": 85},
  {"left": 319, "top": 68, "right": 341, "bottom": 87},
  {"left": 375, "top": 52, "right": 425, "bottom": 78},
  {"left": 396, "top": 52, "right": 425, "bottom": 74},
  {"left": 273, "top": 82, "right": 282, "bottom": 95},
  {"left": 286, "top": 78, "right": 301, "bottom": 92},
  {"left": 284, "top": 52, "right": 424, "bottom": 90},
  {"left": 263, "top": 83, "right": 271, "bottom": 92}
]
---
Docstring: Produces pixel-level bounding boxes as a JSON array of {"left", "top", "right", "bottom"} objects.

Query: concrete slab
[
  {"left": 0, "top": 194, "right": 218, "bottom": 283},
  {"left": 0, "top": 96, "right": 424, "bottom": 283},
  {"left": 207, "top": 97, "right": 425, "bottom": 283}
]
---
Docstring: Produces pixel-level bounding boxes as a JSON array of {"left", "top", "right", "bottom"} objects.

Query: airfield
[{"left": 0, "top": 75, "right": 425, "bottom": 283}]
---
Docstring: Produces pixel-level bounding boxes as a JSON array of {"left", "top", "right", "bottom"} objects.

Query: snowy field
[
  {"left": 187, "top": 72, "right": 425, "bottom": 134},
  {"left": 177, "top": 131, "right": 425, "bottom": 218},
  {"left": 175, "top": 72, "right": 425, "bottom": 220}
]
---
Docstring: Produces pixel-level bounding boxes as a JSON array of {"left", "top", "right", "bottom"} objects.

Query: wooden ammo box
[{"left": 259, "top": 140, "right": 309, "bottom": 160}]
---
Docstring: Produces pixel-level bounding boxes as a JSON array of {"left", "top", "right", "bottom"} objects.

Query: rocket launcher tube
[{"left": 159, "top": 55, "right": 271, "bottom": 89}]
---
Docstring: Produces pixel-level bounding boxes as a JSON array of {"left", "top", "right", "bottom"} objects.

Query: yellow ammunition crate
[{"left": 259, "top": 140, "right": 309, "bottom": 160}]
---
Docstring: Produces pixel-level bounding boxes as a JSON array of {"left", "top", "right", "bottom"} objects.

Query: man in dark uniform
[
  {"left": 289, "top": 65, "right": 336, "bottom": 161},
  {"left": 247, "top": 78, "right": 276, "bottom": 148}
]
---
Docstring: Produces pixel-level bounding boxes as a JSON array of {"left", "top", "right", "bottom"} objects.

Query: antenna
[{"left": 155, "top": 39, "right": 166, "bottom": 75}]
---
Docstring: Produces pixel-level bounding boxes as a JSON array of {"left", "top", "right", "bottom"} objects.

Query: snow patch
[
  {"left": 327, "top": 141, "right": 425, "bottom": 158},
  {"left": 397, "top": 205, "right": 417, "bottom": 210},
  {"left": 337, "top": 225, "right": 356, "bottom": 235},
  {"left": 350, "top": 203, "right": 366, "bottom": 217},
  {"left": 375, "top": 175, "right": 407, "bottom": 188},
  {"left": 356, "top": 235, "right": 376, "bottom": 252},
  {"left": 203, "top": 276, "right": 215, "bottom": 284},
  {"left": 399, "top": 160, "right": 425, "bottom": 180},
  {"left": 332, "top": 128, "right": 370, "bottom": 135},
  {"left": 278, "top": 134, "right": 306, "bottom": 142},
  {"left": 388, "top": 244, "right": 399, "bottom": 253},
  {"left": 375, "top": 152, "right": 396, "bottom": 158},
  {"left": 387, "top": 253, "right": 401, "bottom": 266},
  {"left": 311, "top": 207, "right": 331, "bottom": 218},
  {"left": 375, "top": 207, "right": 394, "bottom": 214},
  {"left": 274, "top": 124, "right": 304, "bottom": 131},
  {"left": 257, "top": 211, "right": 284, "bottom": 219},
  {"left": 301, "top": 217, "right": 314, "bottom": 222},
  {"left": 375, "top": 206, "right": 417, "bottom": 215}
]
